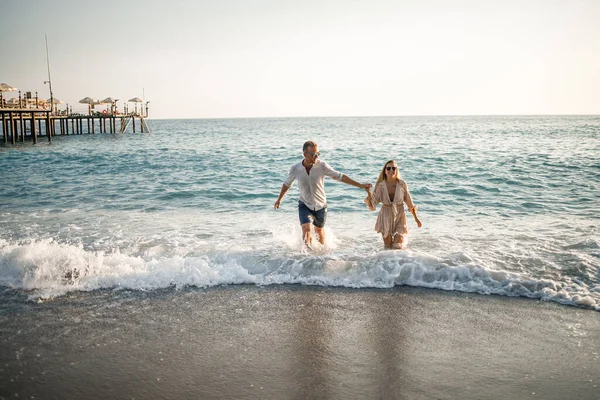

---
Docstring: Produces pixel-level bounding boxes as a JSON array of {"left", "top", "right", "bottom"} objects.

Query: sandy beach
[{"left": 1, "top": 285, "right": 598, "bottom": 399}]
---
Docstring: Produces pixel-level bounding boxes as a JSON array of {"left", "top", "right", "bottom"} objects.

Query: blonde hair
[{"left": 375, "top": 160, "right": 401, "bottom": 189}]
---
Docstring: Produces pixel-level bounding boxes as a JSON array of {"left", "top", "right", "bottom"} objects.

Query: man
[{"left": 274, "top": 141, "right": 371, "bottom": 247}]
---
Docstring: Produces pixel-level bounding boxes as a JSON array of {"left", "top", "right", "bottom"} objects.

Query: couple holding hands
[{"left": 274, "top": 141, "right": 422, "bottom": 249}]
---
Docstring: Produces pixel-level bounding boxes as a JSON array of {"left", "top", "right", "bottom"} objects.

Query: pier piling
[{"left": 1, "top": 108, "right": 150, "bottom": 145}]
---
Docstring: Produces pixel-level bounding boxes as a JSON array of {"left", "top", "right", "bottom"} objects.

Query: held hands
[{"left": 274, "top": 199, "right": 281, "bottom": 209}]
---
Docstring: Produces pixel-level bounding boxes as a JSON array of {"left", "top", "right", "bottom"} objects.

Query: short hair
[{"left": 303, "top": 141, "right": 317, "bottom": 153}]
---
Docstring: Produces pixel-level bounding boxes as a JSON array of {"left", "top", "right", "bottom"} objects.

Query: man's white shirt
[{"left": 284, "top": 159, "right": 344, "bottom": 211}]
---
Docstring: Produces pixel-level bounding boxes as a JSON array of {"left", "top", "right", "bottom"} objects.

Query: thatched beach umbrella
[
  {"left": 0, "top": 83, "right": 17, "bottom": 107},
  {"left": 101, "top": 97, "right": 118, "bottom": 114},
  {"left": 128, "top": 97, "right": 143, "bottom": 115},
  {"left": 0, "top": 83, "right": 17, "bottom": 92},
  {"left": 47, "top": 97, "right": 64, "bottom": 113},
  {"left": 79, "top": 97, "right": 96, "bottom": 104},
  {"left": 79, "top": 97, "right": 98, "bottom": 115}
]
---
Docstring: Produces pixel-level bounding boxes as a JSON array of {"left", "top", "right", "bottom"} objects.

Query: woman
[{"left": 365, "top": 160, "right": 422, "bottom": 249}]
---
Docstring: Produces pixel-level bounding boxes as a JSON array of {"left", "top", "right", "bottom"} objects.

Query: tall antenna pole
[{"left": 45, "top": 34, "right": 54, "bottom": 113}]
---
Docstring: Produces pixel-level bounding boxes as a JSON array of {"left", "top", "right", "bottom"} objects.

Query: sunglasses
[
  {"left": 307, "top": 151, "right": 320, "bottom": 157},
  {"left": 386, "top": 166, "right": 397, "bottom": 171}
]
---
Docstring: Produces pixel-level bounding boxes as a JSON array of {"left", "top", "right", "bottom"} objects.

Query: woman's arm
[
  {"left": 410, "top": 206, "right": 422, "bottom": 228},
  {"left": 403, "top": 182, "right": 422, "bottom": 227}
]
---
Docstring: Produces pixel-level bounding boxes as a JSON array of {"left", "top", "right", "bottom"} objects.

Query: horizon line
[{"left": 149, "top": 113, "right": 600, "bottom": 120}]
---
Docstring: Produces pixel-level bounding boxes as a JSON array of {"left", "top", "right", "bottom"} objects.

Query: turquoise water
[{"left": 1, "top": 116, "right": 599, "bottom": 310}]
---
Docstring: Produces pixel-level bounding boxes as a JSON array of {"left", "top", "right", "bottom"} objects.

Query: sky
[{"left": 1, "top": 0, "right": 599, "bottom": 119}]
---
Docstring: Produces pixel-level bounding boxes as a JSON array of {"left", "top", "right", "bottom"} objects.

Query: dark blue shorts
[{"left": 298, "top": 201, "right": 327, "bottom": 228}]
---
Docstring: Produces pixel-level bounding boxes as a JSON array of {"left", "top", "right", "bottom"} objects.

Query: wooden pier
[{"left": 0, "top": 109, "right": 150, "bottom": 145}]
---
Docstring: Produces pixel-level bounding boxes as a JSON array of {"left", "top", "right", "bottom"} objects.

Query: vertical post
[
  {"left": 10, "top": 112, "right": 16, "bottom": 144},
  {"left": 1, "top": 112, "right": 6, "bottom": 144},
  {"left": 46, "top": 112, "right": 52, "bottom": 142},
  {"left": 132, "top": 116, "right": 136, "bottom": 133},
  {"left": 20, "top": 112, "right": 25, "bottom": 142},
  {"left": 32, "top": 113, "right": 37, "bottom": 144}
]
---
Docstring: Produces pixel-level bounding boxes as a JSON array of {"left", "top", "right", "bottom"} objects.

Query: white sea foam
[
  {"left": 1, "top": 238, "right": 598, "bottom": 311},
  {"left": 1, "top": 116, "right": 598, "bottom": 315}
]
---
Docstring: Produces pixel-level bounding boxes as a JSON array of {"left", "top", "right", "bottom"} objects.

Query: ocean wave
[
  {"left": 563, "top": 239, "right": 600, "bottom": 250},
  {"left": 0, "top": 239, "right": 597, "bottom": 311}
]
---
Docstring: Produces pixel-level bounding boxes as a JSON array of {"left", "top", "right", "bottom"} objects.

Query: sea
[{"left": 0, "top": 115, "right": 599, "bottom": 311}]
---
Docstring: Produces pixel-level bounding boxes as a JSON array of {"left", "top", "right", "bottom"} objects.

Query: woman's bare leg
[
  {"left": 382, "top": 234, "right": 392, "bottom": 249},
  {"left": 391, "top": 234, "right": 404, "bottom": 249}
]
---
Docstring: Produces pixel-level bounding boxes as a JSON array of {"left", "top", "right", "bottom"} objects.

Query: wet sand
[{"left": 1, "top": 285, "right": 599, "bottom": 399}]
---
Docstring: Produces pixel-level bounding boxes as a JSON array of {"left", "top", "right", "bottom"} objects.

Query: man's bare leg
[
  {"left": 314, "top": 226, "right": 326, "bottom": 245},
  {"left": 301, "top": 223, "right": 313, "bottom": 248}
]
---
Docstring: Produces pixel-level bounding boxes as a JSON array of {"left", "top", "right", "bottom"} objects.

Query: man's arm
[
  {"left": 274, "top": 184, "right": 290, "bottom": 209},
  {"left": 320, "top": 161, "right": 370, "bottom": 190},
  {"left": 341, "top": 174, "right": 371, "bottom": 190}
]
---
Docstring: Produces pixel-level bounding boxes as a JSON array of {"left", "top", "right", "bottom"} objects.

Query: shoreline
[{"left": 1, "top": 285, "right": 599, "bottom": 399}]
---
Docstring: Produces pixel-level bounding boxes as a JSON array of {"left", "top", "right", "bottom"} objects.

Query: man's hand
[
  {"left": 361, "top": 183, "right": 372, "bottom": 190},
  {"left": 274, "top": 184, "right": 289, "bottom": 210}
]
